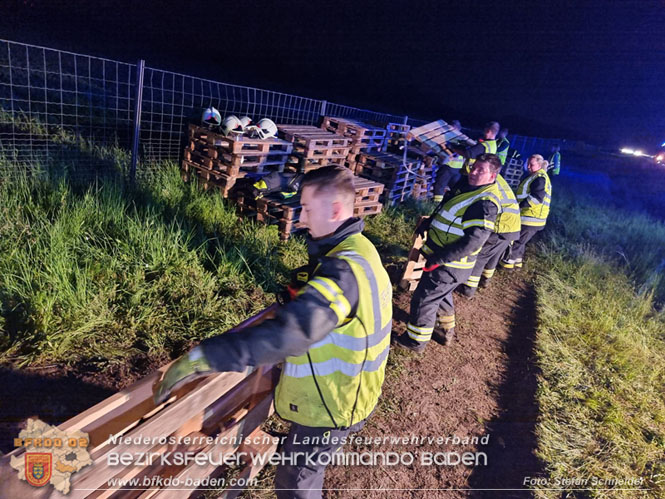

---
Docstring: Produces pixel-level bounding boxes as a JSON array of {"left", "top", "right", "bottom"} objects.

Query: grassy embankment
[{"left": 532, "top": 177, "right": 665, "bottom": 497}]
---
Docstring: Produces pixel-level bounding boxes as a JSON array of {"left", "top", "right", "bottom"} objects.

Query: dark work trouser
[
  {"left": 274, "top": 419, "right": 366, "bottom": 499},
  {"left": 406, "top": 265, "right": 471, "bottom": 343},
  {"left": 502, "top": 225, "right": 543, "bottom": 268},
  {"left": 463, "top": 233, "right": 513, "bottom": 288},
  {"left": 433, "top": 165, "right": 462, "bottom": 201}
]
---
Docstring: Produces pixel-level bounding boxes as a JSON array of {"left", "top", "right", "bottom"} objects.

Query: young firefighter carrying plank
[{"left": 154, "top": 166, "right": 392, "bottom": 499}]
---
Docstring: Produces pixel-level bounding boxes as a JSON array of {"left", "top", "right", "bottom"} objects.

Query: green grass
[
  {"left": 0, "top": 163, "right": 307, "bottom": 367},
  {"left": 532, "top": 178, "right": 665, "bottom": 497}
]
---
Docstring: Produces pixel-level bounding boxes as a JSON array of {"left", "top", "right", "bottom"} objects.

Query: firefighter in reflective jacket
[
  {"left": 451, "top": 121, "right": 500, "bottom": 176},
  {"left": 155, "top": 166, "right": 392, "bottom": 499},
  {"left": 457, "top": 172, "right": 521, "bottom": 298},
  {"left": 548, "top": 144, "right": 561, "bottom": 176},
  {"left": 393, "top": 154, "right": 502, "bottom": 353},
  {"left": 501, "top": 154, "right": 552, "bottom": 270},
  {"left": 496, "top": 128, "right": 510, "bottom": 166}
]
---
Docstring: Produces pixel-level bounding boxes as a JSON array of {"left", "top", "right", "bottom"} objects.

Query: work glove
[
  {"left": 153, "top": 346, "right": 213, "bottom": 404},
  {"left": 415, "top": 217, "right": 431, "bottom": 238},
  {"left": 276, "top": 265, "right": 313, "bottom": 304}
]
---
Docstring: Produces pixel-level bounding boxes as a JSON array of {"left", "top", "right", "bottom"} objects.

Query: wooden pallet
[
  {"left": 411, "top": 180, "right": 432, "bottom": 200},
  {"left": 357, "top": 151, "right": 417, "bottom": 170},
  {"left": 503, "top": 158, "right": 524, "bottom": 188},
  {"left": 0, "top": 307, "right": 281, "bottom": 498},
  {"left": 181, "top": 160, "right": 247, "bottom": 198},
  {"left": 406, "top": 120, "right": 475, "bottom": 158},
  {"left": 399, "top": 218, "right": 428, "bottom": 290},
  {"left": 353, "top": 177, "right": 385, "bottom": 197},
  {"left": 278, "top": 125, "right": 353, "bottom": 150},
  {"left": 384, "top": 123, "right": 411, "bottom": 153},
  {"left": 348, "top": 138, "right": 385, "bottom": 155},
  {"left": 354, "top": 202, "right": 382, "bottom": 217},
  {"left": 286, "top": 155, "right": 346, "bottom": 173},
  {"left": 189, "top": 124, "right": 293, "bottom": 155},
  {"left": 321, "top": 117, "right": 387, "bottom": 140},
  {"left": 185, "top": 147, "right": 287, "bottom": 174},
  {"left": 356, "top": 164, "right": 417, "bottom": 185},
  {"left": 236, "top": 176, "right": 385, "bottom": 240}
]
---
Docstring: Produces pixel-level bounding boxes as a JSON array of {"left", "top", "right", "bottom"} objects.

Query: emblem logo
[{"left": 25, "top": 453, "right": 52, "bottom": 487}]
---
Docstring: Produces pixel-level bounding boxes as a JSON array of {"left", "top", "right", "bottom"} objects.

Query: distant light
[
  {"left": 661, "top": 141, "right": 665, "bottom": 147},
  {"left": 620, "top": 148, "right": 634, "bottom": 154},
  {"left": 657, "top": 154, "right": 664, "bottom": 162},
  {"left": 634, "top": 150, "right": 644, "bottom": 156}
]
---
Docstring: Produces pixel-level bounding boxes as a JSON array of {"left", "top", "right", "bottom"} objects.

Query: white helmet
[
  {"left": 202, "top": 107, "right": 221, "bottom": 127},
  {"left": 221, "top": 115, "right": 243, "bottom": 136},
  {"left": 254, "top": 118, "right": 278, "bottom": 140},
  {"left": 239, "top": 116, "right": 253, "bottom": 129}
]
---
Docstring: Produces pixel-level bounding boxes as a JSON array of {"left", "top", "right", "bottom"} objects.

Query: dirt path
[
  {"left": 324, "top": 269, "right": 543, "bottom": 498},
  {"left": 0, "top": 271, "right": 543, "bottom": 498}
]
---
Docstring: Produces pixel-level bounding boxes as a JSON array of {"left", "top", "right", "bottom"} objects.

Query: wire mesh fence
[
  {"left": 511, "top": 135, "right": 562, "bottom": 162},
  {"left": 139, "top": 66, "right": 325, "bottom": 167},
  {"left": 0, "top": 38, "right": 563, "bottom": 182},
  {"left": 0, "top": 39, "right": 136, "bottom": 178}
]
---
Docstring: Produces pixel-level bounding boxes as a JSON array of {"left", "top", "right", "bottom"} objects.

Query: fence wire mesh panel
[
  {"left": 511, "top": 135, "right": 561, "bottom": 160},
  {"left": 0, "top": 38, "right": 566, "bottom": 183},
  {"left": 0, "top": 39, "right": 135, "bottom": 179},
  {"left": 324, "top": 101, "right": 409, "bottom": 127},
  {"left": 138, "top": 67, "right": 323, "bottom": 169}
]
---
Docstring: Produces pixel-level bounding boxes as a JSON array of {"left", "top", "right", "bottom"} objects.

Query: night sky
[{"left": 2, "top": 0, "right": 665, "bottom": 150}]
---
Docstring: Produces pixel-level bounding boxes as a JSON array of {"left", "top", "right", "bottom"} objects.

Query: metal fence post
[
  {"left": 403, "top": 115, "right": 409, "bottom": 125},
  {"left": 320, "top": 100, "right": 327, "bottom": 117},
  {"left": 129, "top": 59, "right": 145, "bottom": 184}
]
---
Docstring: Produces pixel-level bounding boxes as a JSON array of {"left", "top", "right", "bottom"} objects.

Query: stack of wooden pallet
[
  {"left": 320, "top": 117, "right": 386, "bottom": 172},
  {"left": 0, "top": 307, "right": 280, "bottom": 498},
  {"left": 235, "top": 176, "right": 385, "bottom": 241},
  {"left": 384, "top": 123, "right": 411, "bottom": 154},
  {"left": 354, "top": 151, "right": 419, "bottom": 205},
  {"left": 182, "top": 124, "right": 293, "bottom": 197},
  {"left": 277, "top": 125, "right": 352, "bottom": 172}
]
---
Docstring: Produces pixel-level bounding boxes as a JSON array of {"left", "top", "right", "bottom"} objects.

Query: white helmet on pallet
[
  {"left": 202, "top": 107, "right": 221, "bottom": 127},
  {"left": 239, "top": 116, "right": 253, "bottom": 129},
  {"left": 255, "top": 118, "right": 278, "bottom": 139},
  {"left": 221, "top": 115, "right": 244, "bottom": 136}
]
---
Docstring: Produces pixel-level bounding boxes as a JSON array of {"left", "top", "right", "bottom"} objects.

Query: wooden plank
[
  {"left": 399, "top": 218, "right": 428, "bottom": 290},
  {"left": 406, "top": 120, "right": 475, "bottom": 160},
  {"left": 64, "top": 370, "right": 256, "bottom": 497},
  {"left": 124, "top": 386, "right": 275, "bottom": 499}
]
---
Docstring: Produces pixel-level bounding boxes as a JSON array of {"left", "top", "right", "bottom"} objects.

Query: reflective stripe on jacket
[
  {"left": 496, "top": 137, "right": 510, "bottom": 165},
  {"left": 422, "top": 184, "right": 501, "bottom": 269},
  {"left": 446, "top": 154, "right": 465, "bottom": 169},
  {"left": 495, "top": 174, "right": 521, "bottom": 238}
]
